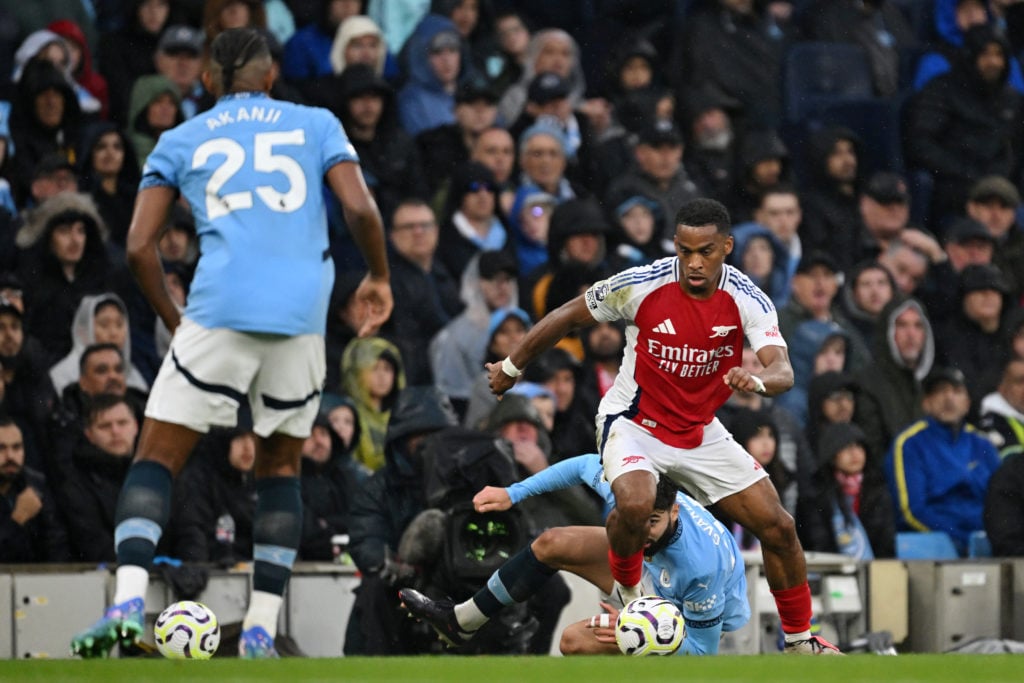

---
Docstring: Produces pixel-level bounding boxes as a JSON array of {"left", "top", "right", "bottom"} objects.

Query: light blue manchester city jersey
[
  {"left": 141, "top": 92, "right": 359, "bottom": 335},
  {"left": 506, "top": 454, "right": 749, "bottom": 654}
]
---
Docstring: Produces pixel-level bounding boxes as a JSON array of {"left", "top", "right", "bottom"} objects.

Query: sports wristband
[
  {"left": 501, "top": 356, "right": 522, "bottom": 378},
  {"left": 751, "top": 375, "right": 767, "bottom": 395}
]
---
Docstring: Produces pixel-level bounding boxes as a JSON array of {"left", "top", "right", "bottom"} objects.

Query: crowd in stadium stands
[{"left": 3, "top": 0, "right": 1024, "bottom": 653}]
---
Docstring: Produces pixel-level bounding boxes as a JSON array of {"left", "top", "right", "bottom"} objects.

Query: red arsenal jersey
[{"left": 584, "top": 258, "right": 786, "bottom": 448}]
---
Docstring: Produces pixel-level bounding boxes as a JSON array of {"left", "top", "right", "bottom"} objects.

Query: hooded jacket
[
  {"left": 98, "top": 0, "right": 165, "bottom": 125},
  {"left": 729, "top": 223, "right": 791, "bottom": 306},
  {"left": 9, "top": 60, "right": 82, "bottom": 203},
  {"left": 48, "top": 293, "right": 149, "bottom": 395},
  {"left": 730, "top": 407, "right": 796, "bottom": 515},
  {"left": 300, "top": 397, "right": 362, "bottom": 560},
  {"left": 798, "top": 422, "right": 894, "bottom": 558},
  {"left": 797, "top": 125, "right": 863, "bottom": 273},
  {"left": 837, "top": 260, "right": 898, "bottom": 354},
  {"left": 15, "top": 193, "right": 111, "bottom": 361},
  {"left": 728, "top": 128, "right": 791, "bottom": 222},
  {"left": 853, "top": 298, "right": 935, "bottom": 461},
  {"left": 127, "top": 74, "right": 184, "bottom": 170},
  {"left": 76, "top": 121, "right": 141, "bottom": 247},
  {"left": 321, "top": 64, "right": 427, "bottom": 224},
  {"left": 906, "top": 25, "right": 1024, "bottom": 215},
  {"left": 805, "top": 370, "right": 860, "bottom": 456},
  {"left": 429, "top": 253, "right": 520, "bottom": 405},
  {"left": 340, "top": 336, "right": 407, "bottom": 473},
  {"left": 397, "top": 15, "right": 464, "bottom": 136},
  {"left": 48, "top": 20, "right": 110, "bottom": 118},
  {"left": 497, "top": 29, "right": 587, "bottom": 126},
  {"left": 330, "top": 15, "right": 388, "bottom": 76},
  {"left": 914, "top": 0, "right": 1024, "bottom": 93}
]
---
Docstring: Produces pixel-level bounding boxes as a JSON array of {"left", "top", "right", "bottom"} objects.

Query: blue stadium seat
[
  {"left": 968, "top": 530, "right": 992, "bottom": 559},
  {"left": 896, "top": 531, "right": 959, "bottom": 560},
  {"left": 782, "top": 42, "right": 875, "bottom": 122}
]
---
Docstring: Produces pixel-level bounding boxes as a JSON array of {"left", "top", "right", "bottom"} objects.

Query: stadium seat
[
  {"left": 967, "top": 531, "right": 992, "bottom": 559},
  {"left": 782, "top": 42, "right": 875, "bottom": 122},
  {"left": 895, "top": 531, "right": 959, "bottom": 560}
]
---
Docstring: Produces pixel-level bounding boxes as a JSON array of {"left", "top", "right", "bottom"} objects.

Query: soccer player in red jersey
[{"left": 487, "top": 198, "right": 839, "bottom": 654}]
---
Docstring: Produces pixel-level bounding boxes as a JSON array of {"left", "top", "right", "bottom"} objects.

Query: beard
[
  {"left": 644, "top": 519, "right": 678, "bottom": 559},
  {"left": 696, "top": 128, "right": 734, "bottom": 152},
  {"left": 0, "top": 466, "right": 20, "bottom": 486}
]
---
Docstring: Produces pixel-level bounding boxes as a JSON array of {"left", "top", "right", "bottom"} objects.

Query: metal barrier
[{"left": 0, "top": 557, "right": 1021, "bottom": 658}]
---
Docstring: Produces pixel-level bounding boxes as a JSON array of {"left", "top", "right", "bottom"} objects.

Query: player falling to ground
[
  {"left": 486, "top": 198, "right": 839, "bottom": 654},
  {"left": 402, "top": 455, "right": 749, "bottom": 655},
  {"left": 71, "top": 28, "right": 392, "bottom": 659}
]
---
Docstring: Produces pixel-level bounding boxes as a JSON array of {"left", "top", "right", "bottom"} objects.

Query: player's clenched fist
[{"left": 473, "top": 486, "right": 512, "bottom": 513}]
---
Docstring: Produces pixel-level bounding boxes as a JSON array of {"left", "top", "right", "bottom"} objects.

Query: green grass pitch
[{"left": 1, "top": 655, "right": 1021, "bottom": 683}]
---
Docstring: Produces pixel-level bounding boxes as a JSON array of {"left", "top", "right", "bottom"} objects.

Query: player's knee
[
  {"left": 531, "top": 527, "right": 570, "bottom": 565},
  {"left": 616, "top": 497, "right": 654, "bottom": 528},
  {"left": 757, "top": 507, "right": 799, "bottom": 550}
]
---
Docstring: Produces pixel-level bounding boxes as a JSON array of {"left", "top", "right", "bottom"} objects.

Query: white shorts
[
  {"left": 145, "top": 317, "right": 325, "bottom": 438},
  {"left": 597, "top": 415, "right": 768, "bottom": 506}
]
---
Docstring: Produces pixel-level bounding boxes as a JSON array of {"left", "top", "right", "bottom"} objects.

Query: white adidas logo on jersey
[{"left": 652, "top": 319, "right": 676, "bottom": 334}]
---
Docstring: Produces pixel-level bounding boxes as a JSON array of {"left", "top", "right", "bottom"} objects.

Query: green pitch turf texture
[{"left": 0, "top": 654, "right": 1020, "bottom": 683}]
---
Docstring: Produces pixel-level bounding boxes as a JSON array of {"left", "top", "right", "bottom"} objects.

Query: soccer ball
[
  {"left": 153, "top": 601, "right": 220, "bottom": 659},
  {"left": 615, "top": 596, "right": 685, "bottom": 656}
]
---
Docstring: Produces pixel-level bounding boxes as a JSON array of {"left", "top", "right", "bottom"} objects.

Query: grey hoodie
[{"left": 48, "top": 293, "right": 149, "bottom": 394}]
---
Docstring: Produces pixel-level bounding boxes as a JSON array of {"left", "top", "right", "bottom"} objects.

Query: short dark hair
[
  {"left": 758, "top": 183, "right": 799, "bottom": 206},
  {"left": 84, "top": 392, "right": 132, "bottom": 427},
  {"left": 675, "top": 198, "right": 731, "bottom": 235},
  {"left": 79, "top": 342, "right": 123, "bottom": 373},
  {"left": 653, "top": 476, "right": 679, "bottom": 511},
  {"left": 391, "top": 198, "right": 433, "bottom": 226},
  {"left": 0, "top": 414, "right": 18, "bottom": 431}
]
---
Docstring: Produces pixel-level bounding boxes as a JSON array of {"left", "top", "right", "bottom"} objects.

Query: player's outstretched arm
[
  {"left": 326, "top": 161, "right": 392, "bottom": 337},
  {"left": 126, "top": 186, "right": 182, "bottom": 333},
  {"left": 486, "top": 295, "right": 596, "bottom": 396}
]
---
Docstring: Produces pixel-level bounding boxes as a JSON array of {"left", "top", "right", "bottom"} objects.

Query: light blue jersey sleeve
[{"left": 505, "top": 454, "right": 612, "bottom": 508}]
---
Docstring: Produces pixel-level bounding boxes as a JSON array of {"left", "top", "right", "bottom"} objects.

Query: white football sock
[
  {"left": 112, "top": 565, "right": 150, "bottom": 606},
  {"left": 785, "top": 629, "right": 811, "bottom": 644},
  {"left": 454, "top": 599, "right": 487, "bottom": 631},
  {"left": 243, "top": 591, "right": 282, "bottom": 638}
]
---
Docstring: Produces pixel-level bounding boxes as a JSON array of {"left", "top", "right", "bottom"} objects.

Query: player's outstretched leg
[
  {"left": 71, "top": 458, "right": 175, "bottom": 657},
  {"left": 239, "top": 473, "right": 302, "bottom": 658},
  {"left": 401, "top": 542, "right": 558, "bottom": 647}
]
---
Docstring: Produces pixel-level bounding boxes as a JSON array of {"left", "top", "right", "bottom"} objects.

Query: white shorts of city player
[{"left": 145, "top": 317, "right": 325, "bottom": 438}]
